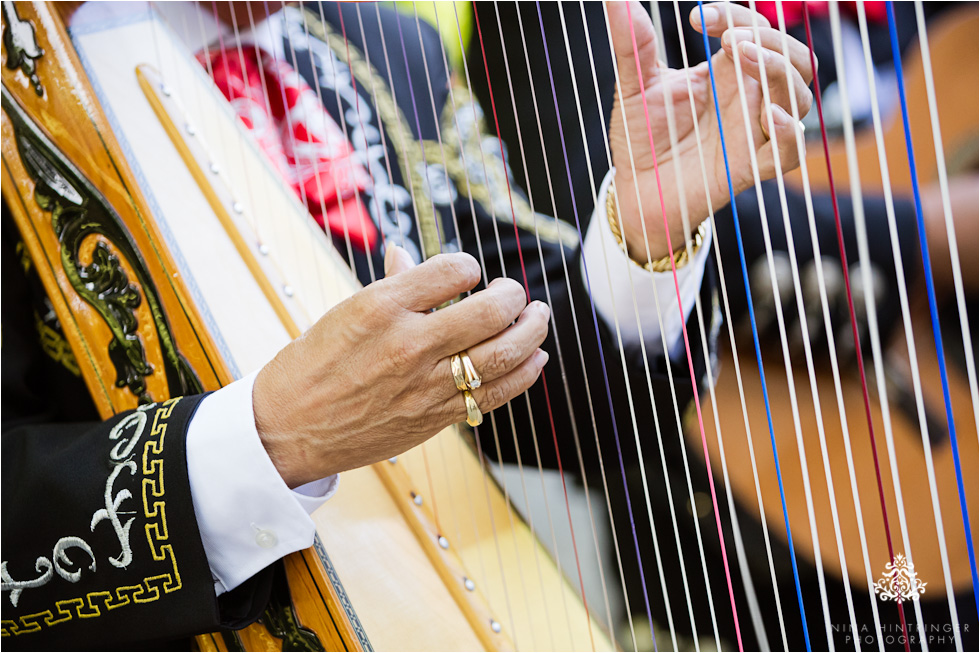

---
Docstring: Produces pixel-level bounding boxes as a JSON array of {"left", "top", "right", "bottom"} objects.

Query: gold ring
[
  {"left": 463, "top": 390, "right": 483, "bottom": 427},
  {"left": 450, "top": 353, "right": 468, "bottom": 391},
  {"left": 460, "top": 351, "right": 481, "bottom": 389},
  {"left": 451, "top": 351, "right": 482, "bottom": 390}
]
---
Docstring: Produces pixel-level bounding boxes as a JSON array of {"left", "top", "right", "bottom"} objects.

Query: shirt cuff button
[{"left": 255, "top": 529, "right": 278, "bottom": 549}]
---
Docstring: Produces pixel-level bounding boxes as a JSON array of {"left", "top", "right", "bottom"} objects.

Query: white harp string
[
  {"left": 718, "top": 1, "right": 837, "bottom": 647},
  {"left": 769, "top": 1, "right": 888, "bottom": 649},
  {"left": 743, "top": 0, "right": 864, "bottom": 647},
  {"left": 847, "top": 0, "right": 963, "bottom": 647},
  {"left": 649, "top": 1, "right": 770, "bottom": 648},
  {"left": 667, "top": 2, "right": 792, "bottom": 648}
]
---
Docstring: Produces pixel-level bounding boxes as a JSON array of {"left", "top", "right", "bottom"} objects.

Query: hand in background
[
  {"left": 252, "top": 247, "right": 551, "bottom": 488},
  {"left": 606, "top": 1, "right": 815, "bottom": 260}
]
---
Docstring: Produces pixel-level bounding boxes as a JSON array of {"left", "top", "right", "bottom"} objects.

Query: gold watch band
[{"left": 606, "top": 181, "right": 708, "bottom": 273}]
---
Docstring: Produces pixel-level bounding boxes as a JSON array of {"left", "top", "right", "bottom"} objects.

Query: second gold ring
[{"left": 463, "top": 390, "right": 483, "bottom": 427}]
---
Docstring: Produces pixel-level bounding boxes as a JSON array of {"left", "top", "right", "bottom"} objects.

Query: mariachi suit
[{"left": 2, "top": 2, "right": 718, "bottom": 648}]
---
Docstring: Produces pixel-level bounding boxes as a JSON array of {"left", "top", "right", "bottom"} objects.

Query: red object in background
[
  {"left": 198, "top": 46, "right": 378, "bottom": 251},
  {"left": 752, "top": 1, "right": 887, "bottom": 29}
]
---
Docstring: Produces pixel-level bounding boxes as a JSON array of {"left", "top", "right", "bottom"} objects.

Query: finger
[
  {"left": 425, "top": 277, "right": 529, "bottom": 358},
  {"left": 383, "top": 245, "right": 415, "bottom": 277},
  {"left": 441, "top": 300, "right": 551, "bottom": 395},
  {"left": 691, "top": 2, "right": 770, "bottom": 37},
  {"left": 381, "top": 252, "right": 481, "bottom": 312},
  {"left": 605, "top": 0, "right": 660, "bottom": 97},
  {"left": 757, "top": 104, "right": 805, "bottom": 179},
  {"left": 447, "top": 349, "right": 550, "bottom": 422},
  {"left": 720, "top": 26, "right": 815, "bottom": 84},
  {"left": 733, "top": 41, "right": 813, "bottom": 118}
]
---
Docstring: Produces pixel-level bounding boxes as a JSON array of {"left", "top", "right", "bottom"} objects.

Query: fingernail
[
  {"left": 700, "top": 6, "right": 719, "bottom": 27},
  {"left": 740, "top": 41, "right": 760, "bottom": 63},
  {"left": 384, "top": 245, "right": 399, "bottom": 275},
  {"left": 533, "top": 349, "right": 550, "bottom": 368},
  {"left": 534, "top": 301, "right": 551, "bottom": 319},
  {"left": 724, "top": 28, "right": 752, "bottom": 47}
]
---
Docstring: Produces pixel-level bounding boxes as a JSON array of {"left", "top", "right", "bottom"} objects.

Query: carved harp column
[{"left": 1, "top": 0, "right": 224, "bottom": 410}]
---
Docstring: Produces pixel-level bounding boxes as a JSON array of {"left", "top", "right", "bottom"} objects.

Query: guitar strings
[
  {"left": 623, "top": 2, "right": 750, "bottom": 648},
  {"left": 884, "top": 0, "right": 979, "bottom": 619},
  {"left": 694, "top": 1, "right": 814, "bottom": 648}
]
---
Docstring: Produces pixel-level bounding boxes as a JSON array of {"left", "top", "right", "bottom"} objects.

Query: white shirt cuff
[
  {"left": 582, "top": 169, "right": 712, "bottom": 362},
  {"left": 185, "top": 371, "right": 338, "bottom": 595}
]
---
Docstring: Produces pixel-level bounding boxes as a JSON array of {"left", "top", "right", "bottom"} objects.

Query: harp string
[
  {"left": 399, "top": 1, "right": 514, "bottom": 621},
  {"left": 621, "top": 2, "right": 747, "bottom": 649},
  {"left": 478, "top": 2, "right": 609, "bottom": 645},
  {"left": 714, "top": 2, "right": 846, "bottom": 648},
  {"left": 738, "top": 0, "right": 864, "bottom": 647},
  {"left": 665, "top": 2, "right": 790, "bottom": 647},
  {"left": 806, "top": 3, "right": 924, "bottom": 649},
  {"left": 650, "top": 1, "right": 773, "bottom": 646},
  {"left": 367, "top": 1, "right": 524, "bottom": 638},
  {"left": 851, "top": 1, "right": 946, "bottom": 647},
  {"left": 344, "top": 2, "right": 529, "bottom": 639},
  {"left": 693, "top": 1, "right": 814, "bottom": 648},
  {"left": 469, "top": 2, "right": 641, "bottom": 647},
  {"left": 341, "top": 0, "right": 486, "bottom": 593},
  {"left": 520, "top": 1, "right": 697, "bottom": 647},
  {"left": 559, "top": 0, "right": 711, "bottom": 646},
  {"left": 470, "top": 4, "right": 617, "bottom": 650},
  {"left": 884, "top": 0, "right": 980, "bottom": 618},
  {"left": 605, "top": 0, "right": 729, "bottom": 647},
  {"left": 561, "top": 2, "right": 712, "bottom": 647},
  {"left": 770, "top": 1, "right": 887, "bottom": 649},
  {"left": 911, "top": 0, "right": 980, "bottom": 438},
  {"left": 401, "top": 3, "right": 566, "bottom": 647},
  {"left": 473, "top": 0, "right": 662, "bottom": 646}
]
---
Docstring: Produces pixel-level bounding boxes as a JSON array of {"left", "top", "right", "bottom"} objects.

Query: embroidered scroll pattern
[{"left": 1, "top": 398, "right": 183, "bottom": 638}]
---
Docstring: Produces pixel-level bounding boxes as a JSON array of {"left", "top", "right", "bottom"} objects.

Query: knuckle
[
  {"left": 388, "top": 330, "right": 426, "bottom": 368},
  {"left": 488, "top": 341, "right": 519, "bottom": 375},
  {"left": 484, "top": 383, "right": 510, "bottom": 410}
]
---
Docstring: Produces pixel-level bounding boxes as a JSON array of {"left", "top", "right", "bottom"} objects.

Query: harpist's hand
[
  {"left": 606, "top": 1, "right": 815, "bottom": 261},
  {"left": 251, "top": 247, "right": 550, "bottom": 488}
]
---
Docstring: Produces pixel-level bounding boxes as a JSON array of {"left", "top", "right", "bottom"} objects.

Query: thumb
[
  {"left": 605, "top": 0, "right": 660, "bottom": 98},
  {"left": 383, "top": 245, "right": 416, "bottom": 277}
]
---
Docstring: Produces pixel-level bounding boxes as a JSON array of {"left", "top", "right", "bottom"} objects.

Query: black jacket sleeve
[{"left": 1, "top": 213, "right": 270, "bottom": 649}]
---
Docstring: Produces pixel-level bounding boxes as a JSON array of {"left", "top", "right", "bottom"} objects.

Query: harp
[{"left": 1, "top": 1, "right": 976, "bottom": 651}]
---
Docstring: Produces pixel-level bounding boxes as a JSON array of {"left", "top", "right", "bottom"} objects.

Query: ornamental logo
[{"left": 873, "top": 554, "right": 926, "bottom": 602}]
